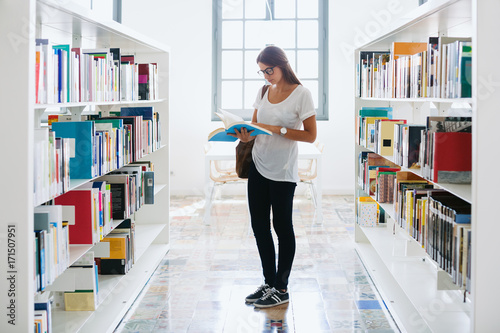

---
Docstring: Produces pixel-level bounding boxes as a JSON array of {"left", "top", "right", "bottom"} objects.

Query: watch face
[{"left": 280, "top": 127, "right": 287, "bottom": 135}]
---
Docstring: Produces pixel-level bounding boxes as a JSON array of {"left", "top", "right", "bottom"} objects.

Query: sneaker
[
  {"left": 254, "top": 288, "right": 289, "bottom": 308},
  {"left": 245, "top": 284, "right": 271, "bottom": 303}
]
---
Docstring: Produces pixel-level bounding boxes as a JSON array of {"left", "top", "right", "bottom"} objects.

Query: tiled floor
[{"left": 115, "top": 195, "right": 399, "bottom": 332}]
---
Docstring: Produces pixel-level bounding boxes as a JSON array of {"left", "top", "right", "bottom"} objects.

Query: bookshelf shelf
[
  {"left": 0, "top": 0, "right": 170, "bottom": 331},
  {"left": 51, "top": 243, "right": 168, "bottom": 333},
  {"left": 351, "top": 0, "right": 498, "bottom": 331},
  {"left": 356, "top": 224, "right": 471, "bottom": 333}
]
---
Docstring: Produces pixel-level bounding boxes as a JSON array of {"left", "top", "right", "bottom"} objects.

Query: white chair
[
  {"left": 203, "top": 143, "right": 246, "bottom": 225},
  {"left": 298, "top": 141, "right": 324, "bottom": 209}
]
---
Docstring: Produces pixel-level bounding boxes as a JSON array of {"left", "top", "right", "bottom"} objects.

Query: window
[{"left": 212, "top": 0, "right": 328, "bottom": 120}]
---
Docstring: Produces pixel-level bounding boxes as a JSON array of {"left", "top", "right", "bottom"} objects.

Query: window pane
[
  {"left": 245, "top": 20, "right": 296, "bottom": 49},
  {"left": 297, "top": 50, "right": 318, "bottom": 78},
  {"left": 298, "top": 0, "right": 318, "bottom": 18},
  {"left": 298, "top": 20, "right": 318, "bottom": 48},
  {"left": 245, "top": 0, "right": 267, "bottom": 19},
  {"left": 245, "top": 50, "right": 260, "bottom": 79},
  {"left": 222, "top": 51, "right": 243, "bottom": 79},
  {"left": 222, "top": 21, "right": 243, "bottom": 49},
  {"left": 302, "top": 80, "right": 318, "bottom": 109},
  {"left": 221, "top": 81, "right": 243, "bottom": 109},
  {"left": 222, "top": 0, "right": 243, "bottom": 19},
  {"left": 245, "top": 81, "right": 266, "bottom": 109},
  {"left": 286, "top": 49, "right": 297, "bottom": 73},
  {"left": 275, "top": 0, "right": 295, "bottom": 19}
]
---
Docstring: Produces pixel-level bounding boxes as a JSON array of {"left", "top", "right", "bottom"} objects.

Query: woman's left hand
[{"left": 228, "top": 127, "right": 255, "bottom": 142}]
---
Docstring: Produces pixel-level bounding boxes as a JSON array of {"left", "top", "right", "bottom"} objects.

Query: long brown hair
[{"left": 256, "top": 45, "right": 301, "bottom": 85}]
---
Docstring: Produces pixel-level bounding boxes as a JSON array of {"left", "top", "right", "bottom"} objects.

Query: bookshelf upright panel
[
  {"left": 351, "top": 0, "right": 488, "bottom": 331},
  {"left": 0, "top": 0, "right": 170, "bottom": 331},
  {"left": 0, "top": 1, "right": 35, "bottom": 332}
]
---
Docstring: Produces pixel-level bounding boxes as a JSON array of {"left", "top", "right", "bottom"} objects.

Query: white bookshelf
[
  {"left": 354, "top": 0, "right": 500, "bottom": 331},
  {"left": 0, "top": 0, "right": 170, "bottom": 331}
]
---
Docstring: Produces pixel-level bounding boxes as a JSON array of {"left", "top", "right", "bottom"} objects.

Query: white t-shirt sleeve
[{"left": 297, "top": 87, "right": 316, "bottom": 121}]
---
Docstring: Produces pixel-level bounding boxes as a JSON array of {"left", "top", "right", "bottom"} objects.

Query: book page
[{"left": 215, "top": 109, "right": 244, "bottom": 129}]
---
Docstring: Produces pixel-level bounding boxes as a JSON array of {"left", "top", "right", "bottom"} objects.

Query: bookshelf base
[
  {"left": 355, "top": 223, "right": 471, "bottom": 333},
  {"left": 51, "top": 243, "right": 169, "bottom": 333}
]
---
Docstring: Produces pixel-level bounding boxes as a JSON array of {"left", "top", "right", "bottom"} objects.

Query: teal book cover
[{"left": 52, "top": 121, "right": 95, "bottom": 179}]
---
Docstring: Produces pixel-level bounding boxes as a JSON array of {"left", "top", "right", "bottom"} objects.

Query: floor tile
[{"left": 114, "top": 195, "right": 400, "bottom": 333}]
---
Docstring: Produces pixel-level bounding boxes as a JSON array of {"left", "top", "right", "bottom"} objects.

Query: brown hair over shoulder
[{"left": 256, "top": 45, "right": 301, "bottom": 86}]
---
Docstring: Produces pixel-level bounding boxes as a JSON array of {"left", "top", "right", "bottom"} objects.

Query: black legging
[{"left": 247, "top": 161, "right": 297, "bottom": 291}]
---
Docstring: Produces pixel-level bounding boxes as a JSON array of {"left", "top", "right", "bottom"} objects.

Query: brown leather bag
[{"left": 235, "top": 84, "right": 269, "bottom": 178}]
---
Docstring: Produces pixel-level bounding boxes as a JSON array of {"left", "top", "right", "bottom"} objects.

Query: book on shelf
[
  {"left": 97, "top": 174, "right": 134, "bottom": 220},
  {"left": 61, "top": 252, "right": 99, "bottom": 311},
  {"left": 358, "top": 152, "right": 397, "bottom": 196},
  {"left": 356, "top": 107, "right": 393, "bottom": 145},
  {"left": 51, "top": 121, "right": 96, "bottom": 179},
  {"left": 54, "top": 188, "right": 100, "bottom": 245},
  {"left": 121, "top": 106, "right": 161, "bottom": 153},
  {"left": 34, "top": 205, "right": 70, "bottom": 293},
  {"left": 34, "top": 300, "right": 52, "bottom": 333},
  {"left": 138, "top": 63, "right": 159, "bottom": 100},
  {"left": 426, "top": 192, "right": 471, "bottom": 291},
  {"left": 420, "top": 116, "right": 472, "bottom": 182},
  {"left": 208, "top": 109, "right": 272, "bottom": 142},
  {"left": 432, "top": 132, "right": 472, "bottom": 183},
  {"left": 97, "top": 115, "right": 143, "bottom": 161},
  {"left": 393, "top": 124, "right": 425, "bottom": 168},
  {"left": 357, "top": 196, "right": 379, "bottom": 227},
  {"left": 97, "top": 227, "right": 133, "bottom": 275},
  {"left": 357, "top": 38, "right": 473, "bottom": 99},
  {"left": 34, "top": 309, "right": 48, "bottom": 333},
  {"left": 34, "top": 41, "right": 160, "bottom": 104},
  {"left": 120, "top": 54, "right": 139, "bottom": 101},
  {"left": 375, "top": 119, "right": 406, "bottom": 155},
  {"left": 34, "top": 128, "right": 71, "bottom": 206}
]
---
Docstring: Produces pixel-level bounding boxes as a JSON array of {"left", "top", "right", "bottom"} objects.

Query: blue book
[
  {"left": 52, "top": 121, "right": 95, "bottom": 179},
  {"left": 208, "top": 109, "right": 272, "bottom": 142},
  {"left": 121, "top": 106, "right": 154, "bottom": 121},
  {"left": 52, "top": 44, "right": 71, "bottom": 102}
]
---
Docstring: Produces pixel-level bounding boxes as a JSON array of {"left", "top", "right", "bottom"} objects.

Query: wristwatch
[{"left": 280, "top": 127, "right": 287, "bottom": 136}]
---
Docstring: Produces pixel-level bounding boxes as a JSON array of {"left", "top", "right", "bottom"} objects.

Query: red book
[
  {"left": 54, "top": 189, "right": 96, "bottom": 245},
  {"left": 432, "top": 132, "right": 472, "bottom": 183}
]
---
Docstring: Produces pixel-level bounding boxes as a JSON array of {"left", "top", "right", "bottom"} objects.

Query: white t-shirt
[{"left": 252, "top": 84, "right": 316, "bottom": 183}]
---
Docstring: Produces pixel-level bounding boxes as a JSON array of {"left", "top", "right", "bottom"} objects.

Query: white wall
[{"left": 122, "top": 0, "right": 417, "bottom": 196}]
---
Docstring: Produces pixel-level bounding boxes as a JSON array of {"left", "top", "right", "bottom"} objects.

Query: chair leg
[
  {"left": 310, "top": 182, "right": 318, "bottom": 209},
  {"left": 204, "top": 182, "right": 216, "bottom": 225}
]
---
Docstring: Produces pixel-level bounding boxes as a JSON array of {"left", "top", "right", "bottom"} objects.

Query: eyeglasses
[{"left": 257, "top": 66, "right": 276, "bottom": 76}]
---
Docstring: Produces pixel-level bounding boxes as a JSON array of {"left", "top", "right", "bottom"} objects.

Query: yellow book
[
  {"left": 101, "top": 236, "right": 127, "bottom": 259},
  {"left": 64, "top": 291, "right": 96, "bottom": 311},
  {"left": 377, "top": 120, "right": 406, "bottom": 156}
]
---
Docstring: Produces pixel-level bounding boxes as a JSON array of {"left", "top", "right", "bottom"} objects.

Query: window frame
[{"left": 212, "top": 0, "right": 328, "bottom": 121}]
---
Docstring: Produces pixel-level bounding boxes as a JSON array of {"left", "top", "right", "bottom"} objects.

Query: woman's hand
[{"left": 227, "top": 127, "right": 255, "bottom": 142}]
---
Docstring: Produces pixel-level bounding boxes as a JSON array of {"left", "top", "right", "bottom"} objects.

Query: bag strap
[{"left": 261, "top": 84, "right": 270, "bottom": 99}]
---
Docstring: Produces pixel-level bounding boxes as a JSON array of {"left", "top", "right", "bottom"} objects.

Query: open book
[{"left": 208, "top": 109, "right": 272, "bottom": 142}]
